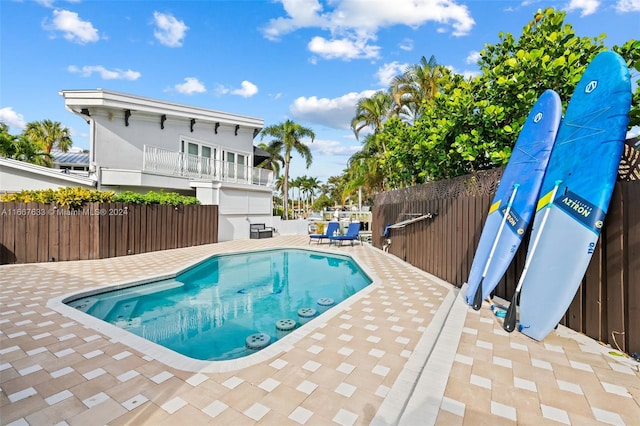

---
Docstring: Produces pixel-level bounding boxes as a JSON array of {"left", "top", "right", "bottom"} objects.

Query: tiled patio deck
[{"left": 1, "top": 235, "right": 638, "bottom": 425}]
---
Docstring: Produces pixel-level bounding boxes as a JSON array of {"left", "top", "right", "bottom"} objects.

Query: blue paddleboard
[
  {"left": 465, "top": 90, "right": 561, "bottom": 306},
  {"left": 518, "top": 51, "right": 632, "bottom": 341}
]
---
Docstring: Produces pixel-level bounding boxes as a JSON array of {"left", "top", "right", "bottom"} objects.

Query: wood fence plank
[
  {"left": 605, "top": 184, "right": 626, "bottom": 352},
  {"left": 136, "top": 204, "right": 145, "bottom": 255},
  {"left": 127, "top": 204, "right": 135, "bottom": 255},
  {"left": 36, "top": 203, "right": 49, "bottom": 263},
  {"left": 146, "top": 204, "right": 154, "bottom": 252},
  {"left": 68, "top": 207, "right": 81, "bottom": 261},
  {"left": 59, "top": 209, "right": 70, "bottom": 261},
  {"left": 13, "top": 203, "right": 27, "bottom": 263},
  {"left": 624, "top": 182, "right": 640, "bottom": 355},
  {"left": 48, "top": 208, "right": 59, "bottom": 262},
  {"left": 88, "top": 204, "right": 99, "bottom": 260},
  {"left": 584, "top": 241, "right": 604, "bottom": 341},
  {"left": 1, "top": 205, "right": 16, "bottom": 264},
  {"left": 24, "top": 202, "right": 40, "bottom": 264}
]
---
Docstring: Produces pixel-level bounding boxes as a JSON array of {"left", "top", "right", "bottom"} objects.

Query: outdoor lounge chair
[
  {"left": 329, "top": 222, "right": 361, "bottom": 246},
  {"left": 250, "top": 223, "right": 273, "bottom": 239},
  {"left": 309, "top": 221, "right": 339, "bottom": 244}
]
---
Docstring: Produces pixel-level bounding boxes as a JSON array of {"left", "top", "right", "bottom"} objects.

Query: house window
[
  {"left": 223, "top": 151, "right": 248, "bottom": 181},
  {"left": 181, "top": 138, "right": 216, "bottom": 176}
]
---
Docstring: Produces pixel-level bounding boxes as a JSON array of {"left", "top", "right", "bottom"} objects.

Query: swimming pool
[{"left": 65, "top": 249, "right": 372, "bottom": 361}]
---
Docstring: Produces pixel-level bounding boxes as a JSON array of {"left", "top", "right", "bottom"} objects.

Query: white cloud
[
  {"left": 460, "top": 69, "right": 481, "bottom": 79},
  {"left": 308, "top": 35, "right": 380, "bottom": 60},
  {"left": 399, "top": 38, "right": 414, "bottom": 51},
  {"left": 375, "top": 61, "right": 408, "bottom": 86},
  {"left": 35, "top": 0, "right": 82, "bottom": 7},
  {"left": 466, "top": 50, "right": 481, "bottom": 64},
  {"left": 44, "top": 9, "right": 99, "bottom": 44},
  {"left": 616, "top": 0, "right": 640, "bottom": 11},
  {"left": 67, "top": 65, "right": 141, "bottom": 80},
  {"left": 35, "top": 0, "right": 56, "bottom": 7},
  {"left": 231, "top": 80, "right": 259, "bottom": 98},
  {"left": 309, "top": 138, "right": 362, "bottom": 156},
  {"left": 0, "top": 107, "right": 27, "bottom": 131},
  {"left": 290, "top": 90, "right": 377, "bottom": 130},
  {"left": 263, "top": 0, "right": 476, "bottom": 55},
  {"left": 565, "top": 0, "right": 600, "bottom": 16},
  {"left": 217, "top": 81, "right": 259, "bottom": 98},
  {"left": 174, "top": 77, "right": 206, "bottom": 95},
  {"left": 153, "top": 11, "right": 188, "bottom": 47}
]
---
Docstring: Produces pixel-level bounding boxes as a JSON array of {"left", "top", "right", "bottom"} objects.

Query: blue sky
[{"left": 1, "top": 0, "right": 638, "bottom": 182}]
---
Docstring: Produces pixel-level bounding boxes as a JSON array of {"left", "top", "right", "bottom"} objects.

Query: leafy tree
[
  {"left": 290, "top": 176, "right": 303, "bottom": 217},
  {"left": 390, "top": 55, "right": 448, "bottom": 121},
  {"left": 301, "top": 175, "right": 320, "bottom": 212},
  {"left": 0, "top": 122, "right": 52, "bottom": 166},
  {"left": 350, "top": 90, "right": 393, "bottom": 145},
  {"left": 614, "top": 39, "right": 640, "bottom": 128},
  {"left": 326, "top": 175, "right": 346, "bottom": 207},
  {"left": 260, "top": 120, "right": 315, "bottom": 220},
  {"left": 311, "top": 193, "right": 333, "bottom": 211},
  {"left": 256, "top": 141, "right": 283, "bottom": 176},
  {"left": 369, "top": 8, "right": 639, "bottom": 187},
  {"left": 23, "top": 120, "right": 72, "bottom": 154}
]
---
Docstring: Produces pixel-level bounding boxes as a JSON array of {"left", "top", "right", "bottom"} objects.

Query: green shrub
[
  {"left": 1, "top": 188, "right": 200, "bottom": 208},
  {"left": 1, "top": 187, "right": 115, "bottom": 209},
  {"left": 113, "top": 190, "right": 200, "bottom": 206}
]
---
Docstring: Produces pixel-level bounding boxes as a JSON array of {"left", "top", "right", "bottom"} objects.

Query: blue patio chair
[
  {"left": 309, "top": 221, "right": 340, "bottom": 244},
  {"left": 329, "top": 222, "right": 361, "bottom": 246}
]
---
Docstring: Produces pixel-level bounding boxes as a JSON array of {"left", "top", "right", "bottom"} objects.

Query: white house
[
  {"left": 0, "top": 89, "right": 277, "bottom": 241},
  {"left": 57, "top": 89, "right": 275, "bottom": 241}
]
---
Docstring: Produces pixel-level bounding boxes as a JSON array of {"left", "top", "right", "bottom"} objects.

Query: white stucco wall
[
  {"left": 0, "top": 158, "right": 95, "bottom": 193},
  {"left": 90, "top": 108, "right": 256, "bottom": 171}
]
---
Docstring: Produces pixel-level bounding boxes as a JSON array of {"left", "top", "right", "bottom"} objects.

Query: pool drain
[
  {"left": 317, "top": 297, "right": 335, "bottom": 313},
  {"left": 245, "top": 332, "right": 271, "bottom": 350},
  {"left": 297, "top": 307, "right": 317, "bottom": 324},
  {"left": 275, "top": 319, "right": 297, "bottom": 338}
]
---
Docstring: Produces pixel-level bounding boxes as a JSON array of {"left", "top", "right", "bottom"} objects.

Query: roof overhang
[
  {"left": 59, "top": 89, "right": 264, "bottom": 130},
  {"left": 0, "top": 157, "right": 96, "bottom": 186}
]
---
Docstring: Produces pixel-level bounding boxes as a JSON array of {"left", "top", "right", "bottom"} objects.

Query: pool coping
[{"left": 45, "top": 245, "right": 387, "bottom": 373}]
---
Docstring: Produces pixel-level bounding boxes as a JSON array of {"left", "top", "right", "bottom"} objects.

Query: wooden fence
[
  {"left": 373, "top": 169, "right": 639, "bottom": 355},
  {"left": 0, "top": 202, "right": 218, "bottom": 264}
]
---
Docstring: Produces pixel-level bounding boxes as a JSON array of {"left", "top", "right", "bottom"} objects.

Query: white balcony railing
[{"left": 142, "top": 145, "right": 274, "bottom": 187}]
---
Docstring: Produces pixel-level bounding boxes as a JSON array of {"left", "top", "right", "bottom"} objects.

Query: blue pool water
[{"left": 66, "top": 249, "right": 371, "bottom": 361}]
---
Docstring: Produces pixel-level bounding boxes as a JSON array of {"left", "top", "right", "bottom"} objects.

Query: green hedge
[{"left": 1, "top": 188, "right": 200, "bottom": 209}]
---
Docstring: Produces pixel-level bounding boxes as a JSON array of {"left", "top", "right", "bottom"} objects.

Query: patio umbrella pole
[{"left": 472, "top": 184, "right": 520, "bottom": 310}]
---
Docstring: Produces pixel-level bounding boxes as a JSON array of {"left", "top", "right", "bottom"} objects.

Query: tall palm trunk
[{"left": 283, "top": 159, "right": 290, "bottom": 220}]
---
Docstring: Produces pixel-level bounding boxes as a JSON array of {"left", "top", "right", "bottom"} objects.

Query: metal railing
[{"left": 142, "top": 145, "right": 273, "bottom": 187}]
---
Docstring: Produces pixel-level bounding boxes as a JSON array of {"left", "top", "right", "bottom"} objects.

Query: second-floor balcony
[{"left": 142, "top": 145, "right": 274, "bottom": 187}]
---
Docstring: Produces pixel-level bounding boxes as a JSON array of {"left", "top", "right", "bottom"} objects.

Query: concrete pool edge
[{"left": 45, "top": 245, "right": 383, "bottom": 373}]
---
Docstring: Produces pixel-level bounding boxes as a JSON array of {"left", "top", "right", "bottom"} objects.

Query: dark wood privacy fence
[
  {"left": 373, "top": 169, "right": 640, "bottom": 355},
  {"left": 0, "top": 203, "right": 218, "bottom": 265}
]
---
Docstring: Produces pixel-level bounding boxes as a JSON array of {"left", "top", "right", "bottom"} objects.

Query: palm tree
[
  {"left": 290, "top": 176, "right": 302, "bottom": 218},
  {"left": 350, "top": 90, "right": 393, "bottom": 145},
  {"left": 260, "top": 120, "right": 315, "bottom": 220},
  {"left": 23, "top": 120, "right": 73, "bottom": 154},
  {"left": 256, "top": 141, "right": 284, "bottom": 177},
  {"left": 1, "top": 122, "right": 52, "bottom": 166},
  {"left": 13, "top": 135, "right": 53, "bottom": 166},
  {"left": 274, "top": 175, "right": 286, "bottom": 213},
  {"left": 390, "top": 55, "right": 447, "bottom": 121},
  {"left": 302, "top": 176, "right": 321, "bottom": 212}
]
